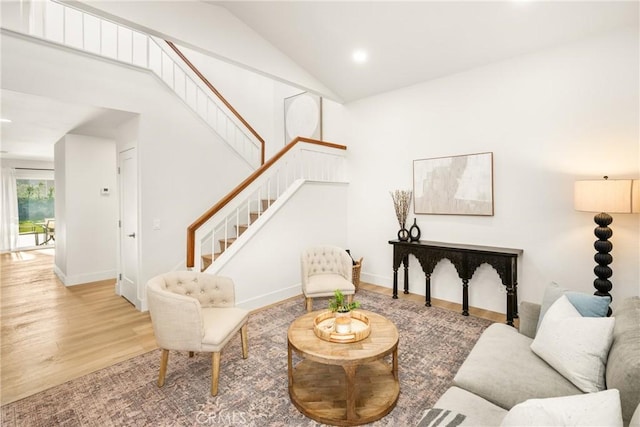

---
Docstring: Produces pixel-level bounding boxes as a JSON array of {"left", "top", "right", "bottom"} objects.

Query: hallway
[{"left": 0, "top": 249, "right": 156, "bottom": 405}]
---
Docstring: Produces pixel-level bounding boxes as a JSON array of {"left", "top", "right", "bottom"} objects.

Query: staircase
[
  {"left": 187, "top": 138, "right": 348, "bottom": 273},
  {"left": 201, "top": 199, "right": 273, "bottom": 270}
]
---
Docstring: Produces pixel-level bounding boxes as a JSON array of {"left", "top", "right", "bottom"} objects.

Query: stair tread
[{"left": 219, "top": 237, "right": 238, "bottom": 243}]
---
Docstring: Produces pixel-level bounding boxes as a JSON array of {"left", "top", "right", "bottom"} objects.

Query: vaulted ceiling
[{"left": 214, "top": 1, "right": 638, "bottom": 102}]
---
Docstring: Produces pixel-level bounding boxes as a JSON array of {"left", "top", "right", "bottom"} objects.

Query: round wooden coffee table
[{"left": 287, "top": 310, "right": 399, "bottom": 426}]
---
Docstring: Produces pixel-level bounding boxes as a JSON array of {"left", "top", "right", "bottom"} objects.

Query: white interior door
[{"left": 119, "top": 148, "right": 138, "bottom": 305}]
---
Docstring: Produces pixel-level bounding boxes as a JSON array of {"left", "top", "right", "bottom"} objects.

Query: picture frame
[
  {"left": 284, "top": 92, "right": 322, "bottom": 143},
  {"left": 413, "top": 152, "right": 494, "bottom": 216}
]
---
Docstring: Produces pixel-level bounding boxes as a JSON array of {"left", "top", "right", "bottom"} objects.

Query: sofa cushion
[
  {"left": 630, "top": 402, "right": 640, "bottom": 427},
  {"left": 305, "top": 274, "right": 355, "bottom": 295},
  {"left": 606, "top": 296, "right": 640, "bottom": 426},
  {"left": 500, "top": 389, "right": 622, "bottom": 427},
  {"left": 537, "top": 282, "right": 610, "bottom": 331},
  {"left": 417, "top": 408, "right": 466, "bottom": 427},
  {"left": 517, "top": 301, "right": 541, "bottom": 339},
  {"left": 201, "top": 307, "right": 249, "bottom": 351},
  {"left": 531, "top": 295, "right": 615, "bottom": 392},
  {"left": 427, "top": 386, "right": 507, "bottom": 426},
  {"left": 453, "top": 323, "right": 581, "bottom": 410}
]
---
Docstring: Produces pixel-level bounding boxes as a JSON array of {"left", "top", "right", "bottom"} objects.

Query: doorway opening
[{"left": 16, "top": 171, "right": 55, "bottom": 250}]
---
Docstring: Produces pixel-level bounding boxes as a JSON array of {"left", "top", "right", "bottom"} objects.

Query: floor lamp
[{"left": 574, "top": 177, "right": 638, "bottom": 306}]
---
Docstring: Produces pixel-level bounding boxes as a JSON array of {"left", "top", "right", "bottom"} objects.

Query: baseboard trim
[
  {"left": 237, "top": 284, "right": 301, "bottom": 311},
  {"left": 361, "top": 272, "right": 392, "bottom": 287},
  {"left": 54, "top": 266, "right": 117, "bottom": 286}
]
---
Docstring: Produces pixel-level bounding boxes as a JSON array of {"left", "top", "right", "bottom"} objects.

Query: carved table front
[{"left": 389, "top": 240, "right": 523, "bottom": 326}]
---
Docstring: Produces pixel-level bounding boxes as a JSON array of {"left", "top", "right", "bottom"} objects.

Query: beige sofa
[{"left": 423, "top": 296, "right": 640, "bottom": 426}]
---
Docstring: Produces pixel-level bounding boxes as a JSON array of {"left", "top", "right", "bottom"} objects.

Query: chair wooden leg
[
  {"left": 240, "top": 323, "right": 248, "bottom": 359},
  {"left": 189, "top": 351, "right": 194, "bottom": 358},
  {"left": 158, "top": 349, "right": 169, "bottom": 387},
  {"left": 347, "top": 294, "right": 353, "bottom": 304},
  {"left": 306, "top": 297, "right": 313, "bottom": 312},
  {"left": 211, "top": 352, "right": 221, "bottom": 396}
]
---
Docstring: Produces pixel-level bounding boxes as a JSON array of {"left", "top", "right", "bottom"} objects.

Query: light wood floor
[
  {"left": 0, "top": 249, "right": 156, "bottom": 405},
  {"left": 1, "top": 249, "right": 508, "bottom": 406}
]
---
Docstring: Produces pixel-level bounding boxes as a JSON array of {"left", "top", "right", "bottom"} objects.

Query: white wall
[
  {"left": 54, "top": 134, "right": 118, "bottom": 285},
  {"left": 340, "top": 27, "right": 639, "bottom": 314},
  {"left": 177, "top": 44, "right": 303, "bottom": 159},
  {"left": 115, "top": 115, "right": 139, "bottom": 154}
]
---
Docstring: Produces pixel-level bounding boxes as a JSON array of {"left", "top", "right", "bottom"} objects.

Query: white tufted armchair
[
  {"left": 146, "top": 271, "right": 249, "bottom": 396},
  {"left": 301, "top": 245, "right": 355, "bottom": 312}
]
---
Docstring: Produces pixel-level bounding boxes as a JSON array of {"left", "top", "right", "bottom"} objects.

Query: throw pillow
[
  {"left": 536, "top": 282, "right": 610, "bottom": 332},
  {"left": 531, "top": 295, "right": 615, "bottom": 392},
  {"left": 500, "top": 389, "right": 623, "bottom": 427},
  {"left": 417, "top": 408, "right": 466, "bottom": 427}
]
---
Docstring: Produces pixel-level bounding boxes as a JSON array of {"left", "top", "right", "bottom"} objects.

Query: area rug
[{"left": 1, "top": 290, "right": 493, "bottom": 426}]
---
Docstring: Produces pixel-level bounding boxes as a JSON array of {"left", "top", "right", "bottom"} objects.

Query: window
[{"left": 16, "top": 174, "right": 55, "bottom": 247}]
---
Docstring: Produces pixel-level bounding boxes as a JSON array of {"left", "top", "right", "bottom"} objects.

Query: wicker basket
[{"left": 352, "top": 258, "right": 363, "bottom": 291}]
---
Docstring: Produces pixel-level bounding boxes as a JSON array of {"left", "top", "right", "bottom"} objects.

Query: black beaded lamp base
[{"left": 592, "top": 212, "right": 614, "bottom": 315}]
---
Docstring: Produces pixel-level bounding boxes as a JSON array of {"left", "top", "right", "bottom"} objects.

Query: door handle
[{"left": 128, "top": 233, "right": 136, "bottom": 238}]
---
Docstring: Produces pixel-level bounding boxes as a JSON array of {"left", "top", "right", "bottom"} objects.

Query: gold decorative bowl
[{"left": 313, "top": 310, "right": 371, "bottom": 343}]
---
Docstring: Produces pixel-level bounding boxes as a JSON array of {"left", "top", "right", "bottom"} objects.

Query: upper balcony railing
[{"left": 3, "top": 0, "right": 264, "bottom": 168}]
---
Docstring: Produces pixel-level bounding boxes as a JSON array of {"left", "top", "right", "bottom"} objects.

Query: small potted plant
[{"left": 328, "top": 289, "right": 361, "bottom": 333}]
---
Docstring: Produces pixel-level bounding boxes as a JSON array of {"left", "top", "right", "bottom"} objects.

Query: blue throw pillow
[{"left": 565, "top": 291, "right": 611, "bottom": 318}]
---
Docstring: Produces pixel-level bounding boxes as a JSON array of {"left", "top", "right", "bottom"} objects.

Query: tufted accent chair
[
  {"left": 146, "top": 271, "right": 249, "bottom": 396},
  {"left": 301, "top": 245, "right": 355, "bottom": 312}
]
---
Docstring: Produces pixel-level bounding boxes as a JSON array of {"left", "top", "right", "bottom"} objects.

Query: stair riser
[
  {"left": 234, "top": 225, "right": 248, "bottom": 235},
  {"left": 218, "top": 238, "right": 237, "bottom": 253},
  {"left": 201, "top": 253, "right": 221, "bottom": 271}
]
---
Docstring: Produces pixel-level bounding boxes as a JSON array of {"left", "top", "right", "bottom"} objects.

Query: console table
[{"left": 389, "top": 240, "right": 523, "bottom": 326}]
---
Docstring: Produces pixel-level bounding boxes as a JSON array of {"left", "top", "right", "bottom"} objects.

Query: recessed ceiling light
[
  {"left": 352, "top": 49, "right": 368, "bottom": 64},
  {"left": 0, "top": 118, "right": 12, "bottom": 123}
]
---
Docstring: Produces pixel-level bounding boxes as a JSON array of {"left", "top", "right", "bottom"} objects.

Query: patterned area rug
[{"left": 1, "top": 290, "right": 493, "bottom": 426}]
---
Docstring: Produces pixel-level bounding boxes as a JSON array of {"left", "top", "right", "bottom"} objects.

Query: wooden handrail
[
  {"left": 186, "top": 137, "right": 347, "bottom": 268},
  {"left": 165, "top": 41, "right": 266, "bottom": 165}
]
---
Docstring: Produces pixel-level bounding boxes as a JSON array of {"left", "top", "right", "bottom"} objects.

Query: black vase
[
  {"left": 409, "top": 218, "right": 421, "bottom": 242},
  {"left": 397, "top": 225, "right": 409, "bottom": 241}
]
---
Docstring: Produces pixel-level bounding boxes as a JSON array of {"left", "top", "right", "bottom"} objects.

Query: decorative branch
[{"left": 390, "top": 189, "right": 412, "bottom": 228}]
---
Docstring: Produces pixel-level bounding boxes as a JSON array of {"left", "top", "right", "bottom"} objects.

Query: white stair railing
[
  {"left": 5, "top": 0, "right": 262, "bottom": 168},
  {"left": 192, "top": 141, "right": 347, "bottom": 272}
]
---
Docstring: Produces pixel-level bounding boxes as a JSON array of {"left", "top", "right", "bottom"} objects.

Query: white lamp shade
[{"left": 574, "top": 179, "right": 634, "bottom": 213}]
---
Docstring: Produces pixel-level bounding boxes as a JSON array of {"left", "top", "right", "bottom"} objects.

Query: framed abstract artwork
[
  {"left": 413, "top": 152, "right": 494, "bottom": 216},
  {"left": 284, "top": 92, "right": 322, "bottom": 143}
]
